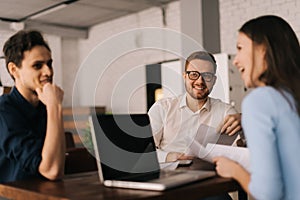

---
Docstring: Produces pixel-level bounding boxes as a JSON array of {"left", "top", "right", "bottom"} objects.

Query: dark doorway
[{"left": 146, "top": 64, "right": 161, "bottom": 111}]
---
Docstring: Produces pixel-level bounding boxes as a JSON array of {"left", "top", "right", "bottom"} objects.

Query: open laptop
[{"left": 88, "top": 113, "right": 216, "bottom": 191}]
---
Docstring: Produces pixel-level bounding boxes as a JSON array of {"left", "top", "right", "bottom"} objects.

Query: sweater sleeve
[{"left": 242, "top": 88, "right": 284, "bottom": 200}]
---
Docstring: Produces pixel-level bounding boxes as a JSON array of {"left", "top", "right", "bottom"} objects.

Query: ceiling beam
[
  {"left": 0, "top": 21, "right": 11, "bottom": 30},
  {"left": 24, "top": 0, "right": 79, "bottom": 21},
  {"left": 25, "top": 21, "right": 88, "bottom": 39},
  {"left": 0, "top": 20, "right": 88, "bottom": 39}
]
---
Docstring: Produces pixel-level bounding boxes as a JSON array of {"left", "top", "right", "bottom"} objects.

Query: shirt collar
[
  {"left": 180, "top": 93, "right": 212, "bottom": 112},
  {"left": 202, "top": 97, "right": 212, "bottom": 112},
  {"left": 9, "top": 87, "right": 46, "bottom": 119},
  {"left": 179, "top": 93, "right": 188, "bottom": 108}
]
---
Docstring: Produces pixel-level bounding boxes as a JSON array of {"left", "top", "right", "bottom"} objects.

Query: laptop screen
[{"left": 90, "top": 114, "right": 160, "bottom": 181}]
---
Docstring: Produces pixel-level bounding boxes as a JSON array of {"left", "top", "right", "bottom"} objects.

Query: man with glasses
[{"left": 148, "top": 51, "right": 242, "bottom": 163}]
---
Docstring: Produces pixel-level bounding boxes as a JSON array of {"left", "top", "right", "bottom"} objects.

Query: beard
[{"left": 185, "top": 82, "right": 210, "bottom": 101}]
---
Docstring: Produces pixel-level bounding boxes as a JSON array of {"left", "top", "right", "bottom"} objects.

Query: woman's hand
[{"left": 213, "top": 156, "right": 239, "bottom": 178}]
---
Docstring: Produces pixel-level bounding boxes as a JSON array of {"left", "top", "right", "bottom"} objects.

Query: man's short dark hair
[
  {"left": 185, "top": 51, "right": 217, "bottom": 73},
  {"left": 3, "top": 30, "right": 51, "bottom": 70}
]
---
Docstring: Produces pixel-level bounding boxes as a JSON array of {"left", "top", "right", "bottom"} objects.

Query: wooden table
[{"left": 0, "top": 159, "right": 244, "bottom": 200}]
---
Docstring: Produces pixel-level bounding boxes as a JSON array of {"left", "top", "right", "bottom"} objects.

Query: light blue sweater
[{"left": 242, "top": 86, "right": 300, "bottom": 200}]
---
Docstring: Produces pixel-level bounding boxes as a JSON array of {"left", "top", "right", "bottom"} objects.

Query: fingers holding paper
[
  {"left": 218, "top": 113, "right": 242, "bottom": 135},
  {"left": 213, "top": 156, "right": 251, "bottom": 193},
  {"left": 213, "top": 157, "right": 239, "bottom": 178},
  {"left": 166, "top": 152, "right": 194, "bottom": 162}
]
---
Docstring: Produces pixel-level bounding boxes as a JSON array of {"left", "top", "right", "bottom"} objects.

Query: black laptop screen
[{"left": 91, "top": 114, "right": 160, "bottom": 180}]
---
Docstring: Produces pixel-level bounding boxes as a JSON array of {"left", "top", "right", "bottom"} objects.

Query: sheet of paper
[
  {"left": 206, "top": 143, "right": 250, "bottom": 171},
  {"left": 185, "top": 139, "right": 250, "bottom": 171},
  {"left": 159, "top": 161, "right": 179, "bottom": 170},
  {"left": 185, "top": 124, "right": 238, "bottom": 148}
]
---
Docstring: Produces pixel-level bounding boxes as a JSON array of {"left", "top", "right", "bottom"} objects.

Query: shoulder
[
  {"left": 0, "top": 93, "right": 23, "bottom": 122},
  {"left": 243, "top": 86, "right": 283, "bottom": 109},
  {"left": 208, "top": 97, "right": 237, "bottom": 113},
  {"left": 148, "top": 95, "right": 183, "bottom": 117},
  {"left": 244, "top": 86, "right": 275, "bottom": 100},
  {"left": 0, "top": 94, "right": 14, "bottom": 112},
  {"left": 0, "top": 95, "right": 18, "bottom": 130},
  {"left": 152, "top": 95, "right": 183, "bottom": 108},
  {"left": 209, "top": 97, "right": 230, "bottom": 106},
  {"left": 241, "top": 86, "right": 289, "bottom": 121}
]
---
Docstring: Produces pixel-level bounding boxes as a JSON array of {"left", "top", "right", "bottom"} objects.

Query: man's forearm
[{"left": 39, "top": 104, "right": 65, "bottom": 180}]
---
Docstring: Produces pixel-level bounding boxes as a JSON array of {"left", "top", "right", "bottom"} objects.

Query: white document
[
  {"left": 186, "top": 139, "right": 250, "bottom": 171},
  {"left": 186, "top": 124, "right": 238, "bottom": 148},
  {"left": 159, "top": 161, "right": 179, "bottom": 170}
]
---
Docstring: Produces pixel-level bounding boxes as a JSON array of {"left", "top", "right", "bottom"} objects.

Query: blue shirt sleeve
[
  {"left": 0, "top": 87, "right": 47, "bottom": 183},
  {"left": 0, "top": 109, "right": 43, "bottom": 179},
  {"left": 242, "top": 87, "right": 284, "bottom": 199}
]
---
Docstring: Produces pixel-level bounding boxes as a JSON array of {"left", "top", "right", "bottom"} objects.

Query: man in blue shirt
[{"left": 0, "top": 30, "right": 65, "bottom": 183}]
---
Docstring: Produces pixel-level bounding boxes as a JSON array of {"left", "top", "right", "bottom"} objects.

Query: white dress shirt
[{"left": 148, "top": 94, "right": 238, "bottom": 162}]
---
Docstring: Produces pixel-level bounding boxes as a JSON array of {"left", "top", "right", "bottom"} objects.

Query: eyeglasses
[{"left": 185, "top": 71, "right": 215, "bottom": 82}]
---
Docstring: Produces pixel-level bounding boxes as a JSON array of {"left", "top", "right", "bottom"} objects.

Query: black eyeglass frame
[{"left": 185, "top": 71, "right": 215, "bottom": 82}]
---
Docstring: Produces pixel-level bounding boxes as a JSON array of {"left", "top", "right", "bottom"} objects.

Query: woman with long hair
[{"left": 213, "top": 15, "right": 300, "bottom": 200}]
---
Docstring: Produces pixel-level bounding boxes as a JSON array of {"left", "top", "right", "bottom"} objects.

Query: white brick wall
[
  {"left": 71, "top": 0, "right": 300, "bottom": 111},
  {"left": 78, "top": 1, "right": 181, "bottom": 65},
  {"left": 219, "top": 0, "right": 300, "bottom": 54},
  {"left": 61, "top": 38, "right": 79, "bottom": 106},
  {"left": 75, "top": 1, "right": 181, "bottom": 112},
  {"left": 0, "top": 30, "right": 15, "bottom": 87},
  {"left": 2, "top": 0, "right": 298, "bottom": 111}
]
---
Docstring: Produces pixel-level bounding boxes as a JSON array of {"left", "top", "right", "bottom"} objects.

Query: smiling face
[
  {"left": 8, "top": 45, "right": 53, "bottom": 103},
  {"left": 184, "top": 59, "right": 216, "bottom": 102},
  {"left": 233, "top": 32, "right": 267, "bottom": 88}
]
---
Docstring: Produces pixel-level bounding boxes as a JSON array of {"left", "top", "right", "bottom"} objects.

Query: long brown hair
[{"left": 240, "top": 15, "right": 300, "bottom": 116}]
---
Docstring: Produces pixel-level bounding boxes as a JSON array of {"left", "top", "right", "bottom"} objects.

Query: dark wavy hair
[
  {"left": 3, "top": 30, "right": 51, "bottom": 79},
  {"left": 240, "top": 15, "right": 300, "bottom": 116}
]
